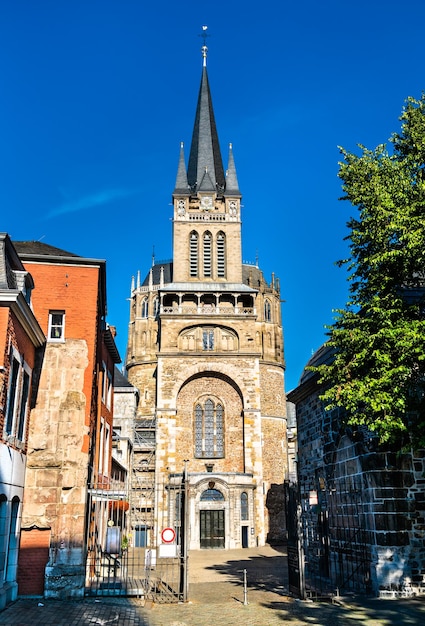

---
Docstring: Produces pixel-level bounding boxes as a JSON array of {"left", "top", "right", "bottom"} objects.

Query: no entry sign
[{"left": 161, "top": 527, "right": 176, "bottom": 543}]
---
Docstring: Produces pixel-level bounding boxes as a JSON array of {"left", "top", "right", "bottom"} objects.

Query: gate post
[
  {"left": 180, "top": 460, "right": 189, "bottom": 602},
  {"left": 285, "top": 481, "right": 306, "bottom": 599}
]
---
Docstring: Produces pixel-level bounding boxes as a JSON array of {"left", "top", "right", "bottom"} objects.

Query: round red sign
[{"left": 161, "top": 527, "right": 176, "bottom": 543}]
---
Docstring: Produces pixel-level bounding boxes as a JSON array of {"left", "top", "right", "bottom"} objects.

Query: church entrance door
[
  {"left": 241, "top": 525, "right": 248, "bottom": 548},
  {"left": 200, "top": 510, "right": 225, "bottom": 548}
]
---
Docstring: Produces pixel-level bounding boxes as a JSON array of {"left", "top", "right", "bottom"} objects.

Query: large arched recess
[
  {"left": 175, "top": 371, "right": 246, "bottom": 473},
  {"left": 167, "top": 365, "right": 252, "bottom": 412}
]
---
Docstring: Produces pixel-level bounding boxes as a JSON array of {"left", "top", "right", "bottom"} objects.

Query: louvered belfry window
[
  {"left": 217, "top": 232, "right": 225, "bottom": 278},
  {"left": 203, "top": 232, "right": 212, "bottom": 277},
  {"left": 190, "top": 231, "right": 198, "bottom": 277}
]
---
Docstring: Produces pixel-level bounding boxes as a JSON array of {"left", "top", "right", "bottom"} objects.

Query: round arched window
[{"left": 200, "top": 489, "right": 224, "bottom": 501}]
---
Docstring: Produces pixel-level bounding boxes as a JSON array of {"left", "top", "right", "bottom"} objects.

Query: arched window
[
  {"left": 153, "top": 297, "right": 160, "bottom": 318},
  {"left": 141, "top": 297, "right": 149, "bottom": 318},
  {"left": 216, "top": 232, "right": 226, "bottom": 278},
  {"left": 202, "top": 328, "right": 214, "bottom": 351},
  {"left": 195, "top": 398, "right": 224, "bottom": 458},
  {"left": 241, "top": 492, "right": 249, "bottom": 520},
  {"left": 190, "top": 231, "right": 198, "bottom": 277},
  {"left": 264, "top": 300, "right": 271, "bottom": 322},
  {"left": 203, "top": 232, "right": 212, "bottom": 277},
  {"left": 201, "top": 489, "right": 224, "bottom": 501}
]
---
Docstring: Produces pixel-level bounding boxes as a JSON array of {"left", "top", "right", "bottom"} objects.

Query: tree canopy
[{"left": 314, "top": 95, "right": 425, "bottom": 448}]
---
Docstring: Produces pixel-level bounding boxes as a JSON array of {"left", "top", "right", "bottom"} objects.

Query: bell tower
[
  {"left": 171, "top": 42, "right": 242, "bottom": 284},
  {"left": 126, "top": 31, "right": 288, "bottom": 551}
]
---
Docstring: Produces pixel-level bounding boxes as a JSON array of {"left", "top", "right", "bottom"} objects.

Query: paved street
[{"left": 1, "top": 545, "right": 425, "bottom": 625}]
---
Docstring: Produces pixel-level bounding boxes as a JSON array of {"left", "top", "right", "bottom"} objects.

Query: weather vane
[{"left": 199, "top": 25, "right": 210, "bottom": 66}]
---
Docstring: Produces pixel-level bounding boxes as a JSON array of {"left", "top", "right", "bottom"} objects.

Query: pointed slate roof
[
  {"left": 225, "top": 143, "right": 241, "bottom": 196},
  {"left": 186, "top": 66, "right": 225, "bottom": 193},
  {"left": 174, "top": 142, "right": 189, "bottom": 194}
]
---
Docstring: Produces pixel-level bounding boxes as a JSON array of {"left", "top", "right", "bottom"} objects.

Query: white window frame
[
  {"left": 48, "top": 310, "right": 65, "bottom": 342},
  {"left": 99, "top": 419, "right": 105, "bottom": 476},
  {"left": 4, "top": 347, "right": 32, "bottom": 445},
  {"left": 102, "top": 362, "right": 113, "bottom": 410},
  {"left": 104, "top": 423, "right": 110, "bottom": 475}
]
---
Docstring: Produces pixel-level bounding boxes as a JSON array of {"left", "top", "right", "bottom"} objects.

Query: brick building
[
  {"left": 0, "top": 234, "right": 45, "bottom": 609},
  {"left": 126, "top": 46, "right": 288, "bottom": 550},
  {"left": 288, "top": 344, "right": 425, "bottom": 597},
  {"left": 13, "top": 241, "right": 121, "bottom": 598}
]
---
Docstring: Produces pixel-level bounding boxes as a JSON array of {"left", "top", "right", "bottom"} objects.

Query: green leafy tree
[{"left": 314, "top": 95, "right": 425, "bottom": 447}]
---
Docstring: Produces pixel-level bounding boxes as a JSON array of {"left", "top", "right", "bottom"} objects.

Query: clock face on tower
[{"left": 200, "top": 195, "right": 213, "bottom": 210}]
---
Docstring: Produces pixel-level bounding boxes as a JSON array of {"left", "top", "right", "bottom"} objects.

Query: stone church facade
[{"left": 126, "top": 49, "right": 288, "bottom": 550}]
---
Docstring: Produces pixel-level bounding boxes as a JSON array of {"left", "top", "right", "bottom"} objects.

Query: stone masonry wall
[
  {"left": 295, "top": 384, "right": 425, "bottom": 596},
  {"left": 21, "top": 339, "right": 89, "bottom": 598}
]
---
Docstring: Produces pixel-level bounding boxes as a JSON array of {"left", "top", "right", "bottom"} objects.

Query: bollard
[{"left": 243, "top": 568, "right": 248, "bottom": 605}]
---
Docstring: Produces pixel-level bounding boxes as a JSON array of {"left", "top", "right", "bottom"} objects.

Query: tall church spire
[{"left": 186, "top": 34, "right": 225, "bottom": 194}]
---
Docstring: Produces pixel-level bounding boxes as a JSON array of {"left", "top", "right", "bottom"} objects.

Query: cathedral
[{"left": 126, "top": 42, "right": 288, "bottom": 550}]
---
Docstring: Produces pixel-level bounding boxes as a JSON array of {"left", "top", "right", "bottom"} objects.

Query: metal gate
[
  {"left": 84, "top": 474, "right": 186, "bottom": 602},
  {"left": 285, "top": 482, "right": 305, "bottom": 598},
  {"left": 287, "top": 477, "right": 371, "bottom": 599}
]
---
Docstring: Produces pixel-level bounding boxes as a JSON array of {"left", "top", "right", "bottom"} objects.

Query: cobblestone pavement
[{"left": 1, "top": 546, "right": 425, "bottom": 625}]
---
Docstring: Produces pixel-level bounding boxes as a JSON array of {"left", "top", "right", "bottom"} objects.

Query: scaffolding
[{"left": 130, "top": 417, "right": 156, "bottom": 548}]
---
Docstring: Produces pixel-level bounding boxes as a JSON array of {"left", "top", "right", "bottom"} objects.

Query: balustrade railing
[{"left": 161, "top": 306, "right": 255, "bottom": 315}]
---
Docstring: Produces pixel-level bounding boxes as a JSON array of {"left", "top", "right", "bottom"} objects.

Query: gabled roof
[
  {"left": 14, "top": 240, "right": 80, "bottom": 257},
  {"left": 14, "top": 240, "right": 108, "bottom": 318}
]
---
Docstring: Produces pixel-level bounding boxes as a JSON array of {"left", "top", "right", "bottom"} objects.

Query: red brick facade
[
  {"left": 12, "top": 243, "right": 120, "bottom": 599},
  {"left": 17, "top": 529, "right": 50, "bottom": 596}
]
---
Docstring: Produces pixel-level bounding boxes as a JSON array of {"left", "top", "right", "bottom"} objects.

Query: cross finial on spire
[{"left": 199, "top": 25, "right": 209, "bottom": 67}]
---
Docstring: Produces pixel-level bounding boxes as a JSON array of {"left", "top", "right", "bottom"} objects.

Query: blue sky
[{"left": 1, "top": 0, "right": 425, "bottom": 391}]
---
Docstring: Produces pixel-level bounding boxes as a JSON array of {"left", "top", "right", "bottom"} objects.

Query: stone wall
[
  {"left": 21, "top": 339, "right": 89, "bottom": 598},
  {"left": 289, "top": 367, "right": 425, "bottom": 597}
]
